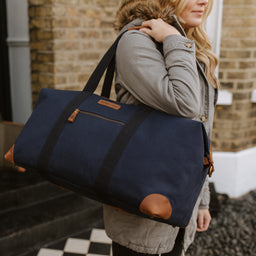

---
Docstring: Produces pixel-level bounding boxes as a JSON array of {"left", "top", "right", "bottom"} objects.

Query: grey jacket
[{"left": 104, "top": 17, "right": 218, "bottom": 254}]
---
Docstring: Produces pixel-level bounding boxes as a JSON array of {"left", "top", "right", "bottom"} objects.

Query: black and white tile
[{"left": 37, "top": 229, "right": 112, "bottom": 256}]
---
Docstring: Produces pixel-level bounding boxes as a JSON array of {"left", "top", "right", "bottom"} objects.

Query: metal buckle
[{"left": 208, "top": 165, "right": 214, "bottom": 177}]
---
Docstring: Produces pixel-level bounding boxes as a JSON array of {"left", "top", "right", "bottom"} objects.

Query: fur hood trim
[{"left": 115, "top": 0, "right": 176, "bottom": 31}]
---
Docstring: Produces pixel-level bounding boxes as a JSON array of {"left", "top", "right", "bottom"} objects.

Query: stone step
[
  {"left": 0, "top": 192, "right": 102, "bottom": 256},
  {"left": 0, "top": 168, "right": 42, "bottom": 194},
  {"left": 0, "top": 167, "right": 70, "bottom": 214},
  {"left": 0, "top": 181, "right": 71, "bottom": 214}
]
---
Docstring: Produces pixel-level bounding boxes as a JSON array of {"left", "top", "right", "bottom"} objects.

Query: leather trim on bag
[
  {"left": 5, "top": 144, "right": 15, "bottom": 165},
  {"left": 139, "top": 194, "right": 172, "bottom": 220},
  {"left": 98, "top": 100, "right": 121, "bottom": 110},
  {"left": 5, "top": 144, "right": 26, "bottom": 172}
]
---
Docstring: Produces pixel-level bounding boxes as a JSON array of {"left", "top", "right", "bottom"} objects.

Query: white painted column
[{"left": 6, "top": 0, "right": 32, "bottom": 124}]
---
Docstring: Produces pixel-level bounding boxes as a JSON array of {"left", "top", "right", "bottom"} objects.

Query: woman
[{"left": 104, "top": 0, "right": 219, "bottom": 255}]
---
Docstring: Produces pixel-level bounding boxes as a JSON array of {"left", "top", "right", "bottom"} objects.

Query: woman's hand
[
  {"left": 197, "top": 209, "right": 211, "bottom": 232},
  {"left": 140, "top": 18, "right": 181, "bottom": 43}
]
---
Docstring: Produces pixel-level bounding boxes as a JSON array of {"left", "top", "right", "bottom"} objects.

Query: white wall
[
  {"left": 211, "top": 147, "right": 256, "bottom": 198},
  {"left": 6, "top": 0, "right": 32, "bottom": 124}
]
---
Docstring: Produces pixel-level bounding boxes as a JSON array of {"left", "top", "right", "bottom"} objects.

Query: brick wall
[
  {"left": 29, "top": 0, "right": 119, "bottom": 105},
  {"left": 212, "top": 0, "right": 256, "bottom": 152}
]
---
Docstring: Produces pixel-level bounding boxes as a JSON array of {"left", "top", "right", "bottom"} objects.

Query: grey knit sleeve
[
  {"left": 115, "top": 30, "right": 201, "bottom": 118},
  {"left": 199, "top": 177, "right": 210, "bottom": 209}
]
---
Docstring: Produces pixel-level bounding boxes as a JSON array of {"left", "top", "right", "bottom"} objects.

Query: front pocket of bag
[
  {"left": 68, "top": 109, "right": 125, "bottom": 126},
  {"left": 48, "top": 109, "right": 126, "bottom": 188}
]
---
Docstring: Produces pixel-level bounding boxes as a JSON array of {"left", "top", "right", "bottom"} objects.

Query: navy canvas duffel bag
[{"left": 5, "top": 28, "right": 214, "bottom": 228}]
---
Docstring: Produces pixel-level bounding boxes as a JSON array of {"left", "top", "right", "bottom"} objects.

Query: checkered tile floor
[{"left": 37, "top": 228, "right": 112, "bottom": 256}]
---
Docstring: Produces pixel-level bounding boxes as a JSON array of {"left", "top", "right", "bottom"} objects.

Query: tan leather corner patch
[
  {"left": 5, "top": 144, "right": 15, "bottom": 165},
  {"left": 139, "top": 194, "right": 172, "bottom": 220},
  {"left": 98, "top": 100, "right": 121, "bottom": 110}
]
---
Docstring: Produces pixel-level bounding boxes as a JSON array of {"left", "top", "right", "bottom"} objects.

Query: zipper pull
[{"left": 68, "top": 109, "right": 80, "bottom": 123}]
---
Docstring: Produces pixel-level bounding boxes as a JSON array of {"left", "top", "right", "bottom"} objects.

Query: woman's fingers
[
  {"left": 197, "top": 209, "right": 211, "bottom": 232},
  {"left": 140, "top": 18, "right": 181, "bottom": 42},
  {"left": 139, "top": 27, "right": 152, "bottom": 36},
  {"left": 197, "top": 211, "right": 204, "bottom": 230}
]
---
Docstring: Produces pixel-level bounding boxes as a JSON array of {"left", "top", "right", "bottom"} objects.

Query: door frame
[{"left": 0, "top": 0, "right": 12, "bottom": 121}]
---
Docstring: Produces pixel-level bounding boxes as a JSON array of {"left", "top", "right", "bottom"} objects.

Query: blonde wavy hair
[{"left": 115, "top": 0, "right": 219, "bottom": 88}]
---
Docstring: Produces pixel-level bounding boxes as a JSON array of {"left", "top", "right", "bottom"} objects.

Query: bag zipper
[{"left": 68, "top": 108, "right": 125, "bottom": 125}]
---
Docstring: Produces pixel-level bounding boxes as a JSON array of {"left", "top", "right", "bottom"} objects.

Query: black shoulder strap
[
  {"left": 101, "top": 56, "right": 116, "bottom": 98},
  {"left": 94, "top": 26, "right": 146, "bottom": 98},
  {"left": 82, "top": 30, "right": 126, "bottom": 95}
]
